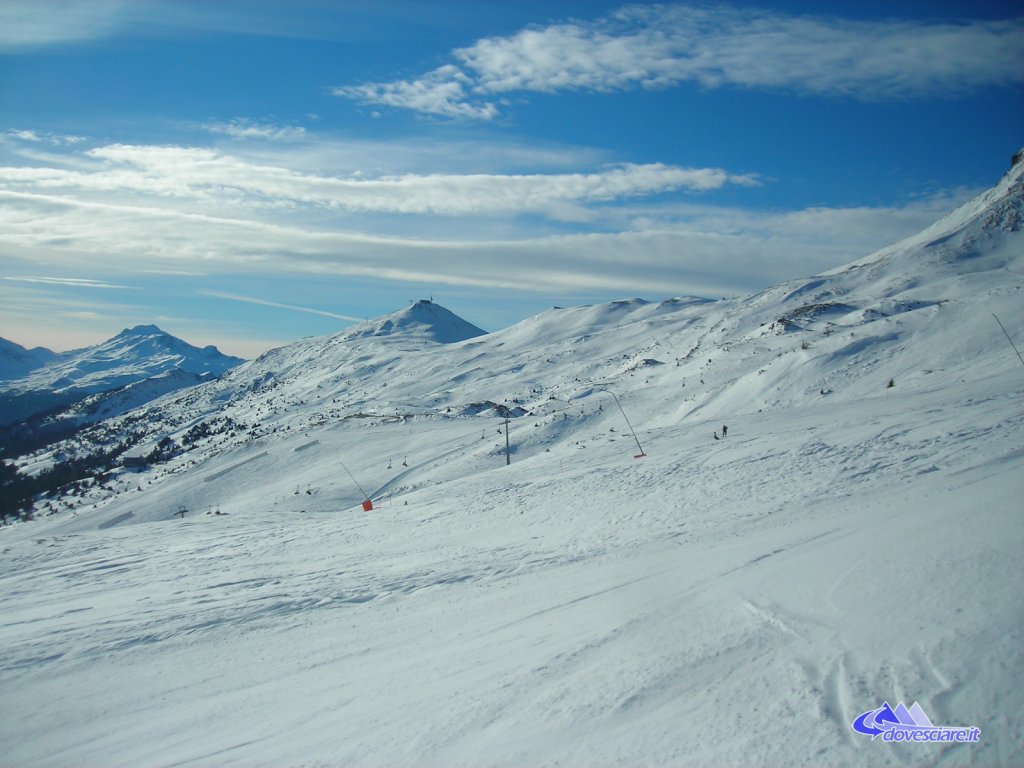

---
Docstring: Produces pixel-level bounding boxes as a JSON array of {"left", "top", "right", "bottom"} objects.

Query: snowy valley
[{"left": 0, "top": 155, "right": 1022, "bottom": 766}]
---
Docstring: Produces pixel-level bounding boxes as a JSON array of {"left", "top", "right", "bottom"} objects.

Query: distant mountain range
[{"left": 0, "top": 325, "right": 244, "bottom": 428}]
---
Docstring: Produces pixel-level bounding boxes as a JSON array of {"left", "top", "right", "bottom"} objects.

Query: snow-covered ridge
[
  {"left": 0, "top": 325, "right": 244, "bottom": 425},
  {"left": 0, "top": 338, "right": 57, "bottom": 381},
  {"left": 2, "top": 324, "right": 243, "bottom": 393},
  {"left": 834, "top": 147, "right": 1023, "bottom": 274}
]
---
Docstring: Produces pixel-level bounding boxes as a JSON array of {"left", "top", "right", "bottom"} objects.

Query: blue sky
[{"left": 1, "top": 0, "right": 1021, "bottom": 358}]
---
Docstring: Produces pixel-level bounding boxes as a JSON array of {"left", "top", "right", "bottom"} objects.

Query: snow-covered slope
[
  {"left": 0, "top": 325, "right": 244, "bottom": 425},
  {"left": 50, "top": 368, "right": 216, "bottom": 427},
  {"left": 0, "top": 155, "right": 1021, "bottom": 766},
  {"left": 0, "top": 337, "right": 56, "bottom": 381}
]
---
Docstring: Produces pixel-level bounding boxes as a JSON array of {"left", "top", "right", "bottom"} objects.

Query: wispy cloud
[
  {"left": 335, "top": 65, "right": 500, "bottom": 121},
  {"left": 3, "top": 275, "right": 132, "bottom": 289},
  {"left": 204, "top": 119, "right": 307, "bottom": 142},
  {"left": 4, "top": 129, "right": 88, "bottom": 145},
  {"left": 0, "top": 181, "right": 966, "bottom": 302},
  {"left": 336, "top": 4, "right": 1024, "bottom": 118},
  {"left": 0, "top": 143, "right": 758, "bottom": 218},
  {"left": 0, "top": 130, "right": 976, "bottom": 331},
  {"left": 199, "top": 290, "right": 363, "bottom": 322},
  {"left": 0, "top": 0, "right": 395, "bottom": 51},
  {"left": 0, "top": 0, "right": 127, "bottom": 50}
]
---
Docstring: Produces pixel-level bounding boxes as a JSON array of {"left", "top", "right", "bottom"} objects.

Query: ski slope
[
  {"left": 1, "top": 158, "right": 1022, "bottom": 765},
  {"left": 2, "top": 371, "right": 1020, "bottom": 766}
]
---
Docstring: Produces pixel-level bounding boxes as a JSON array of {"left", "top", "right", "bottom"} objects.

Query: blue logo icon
[{"left": 852, "top": 701, "right": 980, "bottom": 743}]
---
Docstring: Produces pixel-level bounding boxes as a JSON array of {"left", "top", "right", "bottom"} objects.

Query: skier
[
  {"left": 713, "top": 431, "right": 719, "bottom": 440},
  {"left": 722, "top": 424, "right": 728, "bottom": 437}
]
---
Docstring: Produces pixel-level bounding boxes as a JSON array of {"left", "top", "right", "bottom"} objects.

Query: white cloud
[
  {"left": 4, "top": 129, "right": 88, "bottom": 145},
  {"left": 0, "top": 182, "right": 964, "bottom": 303},
  {"left": 0, "top": 0, "right": 126, "bottom": 50},
  {"left": 0, "top": 143, "right": 757, "bottom": 218},
  {"left": 0, "top": 133, "right": 977, "bottom": 332},
  {"left": 0, "top": 0, "right": 396, "bottom": 52},
  {"left": 3, "top": 275, "right": 131, "bottom": 289},
  {"left": 334, "top": 65, "right": 499, "bottom": 121},
  {"left": 7, "top": 130, "right": 43, "bottom": 142},
  {"left": 204, "top": 119, "right": 307, "bottom": 142},
  {"left": 336, "top": 4, "right": 1024, "bottom": 117}
]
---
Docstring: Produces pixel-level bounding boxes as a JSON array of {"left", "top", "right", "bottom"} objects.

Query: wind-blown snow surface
[{"left": 1, "top": 160, "right": 1022, "bottom": 766}]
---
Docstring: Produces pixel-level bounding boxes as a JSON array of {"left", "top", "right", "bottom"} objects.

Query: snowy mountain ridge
[
  {"left": 1, "top": 154, "right": 1022, "bottom": 766},
  {"left": 0, "top": 338, "right": 57, "bottom": 381},
  {"left": 0, "top": 325, "right": 245, "bottom": 425}
]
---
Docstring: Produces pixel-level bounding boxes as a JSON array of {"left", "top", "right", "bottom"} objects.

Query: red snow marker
[{"left": 362, "top": 499, "right": 374, "bottom": 512}]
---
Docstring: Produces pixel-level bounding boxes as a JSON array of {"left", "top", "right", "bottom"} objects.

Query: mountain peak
[
  {"left": 105, "top": 326, "right": 242, "bottom": 364},
  {"left": 352, "top": 300, "right": 487, "bottom": 344},
  {"left": 115, "top": 324, "right": 166, "bottom": 338}
]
